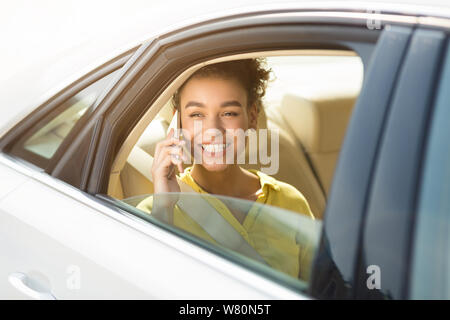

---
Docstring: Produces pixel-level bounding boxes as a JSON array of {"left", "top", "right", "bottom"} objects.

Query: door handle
[{"left": 8, "top": 272, "right": 56, "bottom": 300}]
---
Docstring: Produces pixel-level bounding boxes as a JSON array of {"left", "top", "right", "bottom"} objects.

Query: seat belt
[{"left": 175, "top": 176, "right": 268, "bottom": 265}]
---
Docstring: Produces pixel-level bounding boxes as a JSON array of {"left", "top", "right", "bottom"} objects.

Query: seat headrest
[{"left": 278, "top": 94, "right": 356, "bottom": 153}]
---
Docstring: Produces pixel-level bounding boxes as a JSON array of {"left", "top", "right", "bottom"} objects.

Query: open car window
[{"left": 109, "top": 51, "right": 364, "bottom": 219}]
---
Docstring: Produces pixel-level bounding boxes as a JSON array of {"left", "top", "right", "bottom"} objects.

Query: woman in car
[{"left": 137, "top": 58, "right": 315, "bottom": 280}]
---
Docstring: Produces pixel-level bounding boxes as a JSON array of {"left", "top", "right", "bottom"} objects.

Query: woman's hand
[{"left": 151, "top": 128, "right": 186, "bottom": 194}]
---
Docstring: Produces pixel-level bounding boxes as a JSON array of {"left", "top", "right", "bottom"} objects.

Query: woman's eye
[
  {"left": 223, "top": 112, "right": 239, "bottom": 117},
  {"left": 189, "top": 113, "right": 203, "bottom": 118}
]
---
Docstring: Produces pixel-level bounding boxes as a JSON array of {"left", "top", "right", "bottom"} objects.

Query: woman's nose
[
  {"left": 203, "top": 114, "right": 224, "bottom": 131},
  {"left": 202, "top": 115, "right": 225, "bottom": 138}
]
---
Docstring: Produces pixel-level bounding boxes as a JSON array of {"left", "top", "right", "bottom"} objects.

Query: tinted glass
[
  {"left": 110, "top": 192, "right": 322, "bottom": 291},
  {"left": 7, "top": 69, "right": 119, "bottom": 167}
]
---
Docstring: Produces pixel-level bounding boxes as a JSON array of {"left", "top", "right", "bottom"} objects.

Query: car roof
[{"left": 1, "top": 0, "right": 449, "bottom": 135}]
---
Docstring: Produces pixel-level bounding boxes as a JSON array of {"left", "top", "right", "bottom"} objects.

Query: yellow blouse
[{"left": 137, "top": 167, "right": 316, "bottom": 280}]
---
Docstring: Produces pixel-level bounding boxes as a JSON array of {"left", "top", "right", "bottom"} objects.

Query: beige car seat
[
  {"left": 276, "top": 94, "right": 356, "bottom": 195},
  {"left": 245, "top": 104, "right": 326, "bottom": 219}
]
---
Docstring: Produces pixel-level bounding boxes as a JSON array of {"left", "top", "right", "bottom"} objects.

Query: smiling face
[{"left": 179, "top": 76, "right": 258, "bottom": 172}]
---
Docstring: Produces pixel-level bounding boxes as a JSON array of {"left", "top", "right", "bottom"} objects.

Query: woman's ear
[{"left": 248, "top": 103, "right": 258, "bottom": 130}]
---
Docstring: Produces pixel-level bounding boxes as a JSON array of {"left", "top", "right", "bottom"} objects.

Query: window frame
[
  {"left": 103, "top": 48, "right": 369, "bottom": 294},
  {"left": 77, "top": 14, "right": 383, "bottom": 297}
]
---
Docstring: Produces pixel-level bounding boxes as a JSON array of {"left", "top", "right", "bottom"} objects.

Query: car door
[{"left": 45, "top": 9, "right": 387, "bottom": 298}]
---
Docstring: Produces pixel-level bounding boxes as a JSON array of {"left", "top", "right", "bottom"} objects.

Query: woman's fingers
[
  {"left": 154, "top": 138, "right": 185, "bottom": 164},
  {"left": 152, "top": 130, "right": 188, "bottom": 183},
  {"left": 168, "top": 145, "right": 187, "bottom": 165},
  {"left": 153, "top": 152, "right": 176, "bottom": 177},
  {"left": 152, "top": 143, "right": 187, "bottom": 177},
  {"left": 152, "top": 129, "right": 186, "bottom": 194},
  {"left": 154, "top": 138, "right": 183, "bottom": 158}
]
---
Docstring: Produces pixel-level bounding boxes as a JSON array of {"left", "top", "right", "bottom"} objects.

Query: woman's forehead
[{"left": 180, "top": 76, "right": 248, "bottom": 102}]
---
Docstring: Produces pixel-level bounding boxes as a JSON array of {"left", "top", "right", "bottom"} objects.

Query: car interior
[{"left": 106, "top": 49, "right": 363, "bottom": 220}]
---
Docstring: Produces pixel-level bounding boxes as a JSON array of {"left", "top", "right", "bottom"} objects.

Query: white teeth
[{"left": 202, "top": 144, "right": 229, "bottom": 152}]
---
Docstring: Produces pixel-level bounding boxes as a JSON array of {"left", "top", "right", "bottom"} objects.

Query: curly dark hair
[{"left": 172, "top": 58, "right": 271, "bottom": 112}]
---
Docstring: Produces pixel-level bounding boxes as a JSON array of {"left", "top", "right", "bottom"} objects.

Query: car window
[
  {"left": 107, "top": 51, "right": 364, "bottom": 293},
  {"left": 410, "top": 43, "right": 450, "bottom": 299},
  {"left": 7, "top": 69, "right": 120, "bottom": 167},
  {"left": 111, "top": 192, "right": 322, "bottom": 288}
]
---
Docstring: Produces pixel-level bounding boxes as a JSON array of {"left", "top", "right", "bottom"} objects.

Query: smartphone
[
  {"left": 166, "top": 110, "right": 192, "bottom": 177},
  {"left": 167, "top": 109, "right": 181, "bottom": 139}
]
